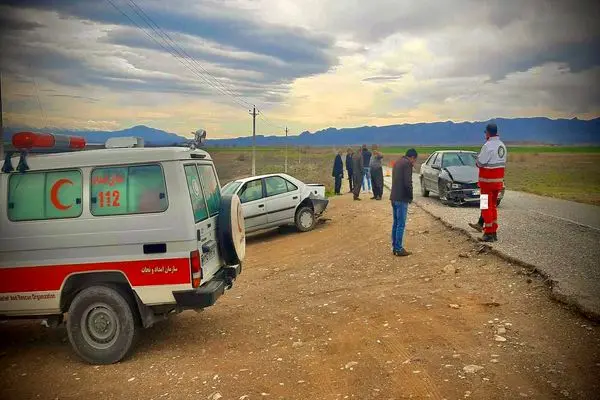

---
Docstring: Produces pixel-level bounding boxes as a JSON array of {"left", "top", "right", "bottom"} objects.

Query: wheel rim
[
  {"left": 300, "top": 211, "right": 314, "bottom": 229},
  {"left": 80, "top": 302, "right": 120, "bottom": 350}
]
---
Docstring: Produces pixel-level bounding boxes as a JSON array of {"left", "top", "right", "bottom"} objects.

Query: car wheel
[
  {"left": 217, "top": 194, "right": 246, "bottom": 265},
  {"left": 438, "top": 180, "right": 448, "bottom": 205},
  {"left": 67, "top": 285, "right": 138, "bottom": 365},
  {"left": 420, "top": 176, "right": 430, "bottom": 197},
  {"left": 295, "top": 206, "right": 316, "bottom": 232}
]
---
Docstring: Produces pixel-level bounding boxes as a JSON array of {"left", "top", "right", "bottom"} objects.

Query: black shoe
[
  {"left": 478, "top": 234, "right": 495, "bottom": 243},
  {"left": 376, "top": 197, "right": 382, "bottom": 201},
  {"left": 354, "top": 197, "right": 361, "bottom": 201},
  {"left": 370, "top": 196, "right": 377, "bottom": 200},
  {"left": 393, "top": 249, "right": 411, "bottom": 257},
  {"left": 468, "top": 222, "right": 483, "bottom": 232},
  {"left": 492, "top": 233, "right": 498, "bottom": 242}
]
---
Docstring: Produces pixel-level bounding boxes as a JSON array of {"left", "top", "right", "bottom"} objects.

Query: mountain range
[{"left": 3, "top": 117, "right": 599, "bottom": 147}]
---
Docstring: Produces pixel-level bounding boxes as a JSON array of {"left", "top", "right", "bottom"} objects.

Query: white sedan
[{"left": 221, "top": 173, "right": 329, "bottom": 233}]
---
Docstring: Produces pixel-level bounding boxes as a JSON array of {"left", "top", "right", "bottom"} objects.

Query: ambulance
[{"left": 0, "top": 131, "right": 246, "bottom": 364}]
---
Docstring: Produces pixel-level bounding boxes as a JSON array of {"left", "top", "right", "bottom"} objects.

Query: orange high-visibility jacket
[{"left": 476, "top": 136, "right": 507, "bottom": 190}]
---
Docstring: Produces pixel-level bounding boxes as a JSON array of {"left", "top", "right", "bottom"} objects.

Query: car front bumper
[
  {"left": 172, "top": 263, "right": 242, "bottom": 310},
  {"left": 445, "top": 187, "right": 505, "bottom": 205}
]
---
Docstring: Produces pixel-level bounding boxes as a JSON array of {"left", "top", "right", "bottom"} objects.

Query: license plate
[{"left": 473, "top": 189, "right": 480, "bottom": 195}]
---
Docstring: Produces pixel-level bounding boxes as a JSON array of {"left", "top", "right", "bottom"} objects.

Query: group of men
[{"left": 332, "top": 144, "right": 385, "bottom": 200}]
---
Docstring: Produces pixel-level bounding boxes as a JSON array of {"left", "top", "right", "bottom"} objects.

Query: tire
[
  {"left": 67, "top": 285, "right": 137, "bottom": 365},
  {"left": 217, "top": 194, "right": 246, "bottom": 265},
  {"left": 438, "top": 180, "right": 448, "bottom": 205},
  {"left": 420, "top": 176, "right": 430, "bottom": 197},
  {"left": 295, "top": 206, "right": 316, "bottom": 232}
]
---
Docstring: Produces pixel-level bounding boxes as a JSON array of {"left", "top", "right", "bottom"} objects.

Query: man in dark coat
[
  {"left": 370, "top": 145, "right": 384, "bottom": 200},
  {"left": 351, "top": 147, "right": 364, "bottom": 200},
  {"left": 390, "top": 148, "right": 418, "bottom": 256},
  {"left": 332, "top": 150, "right": 344, "bottom": 195},
  {"left": 345, "top": 148, "right": 354, "bottom": 193}
]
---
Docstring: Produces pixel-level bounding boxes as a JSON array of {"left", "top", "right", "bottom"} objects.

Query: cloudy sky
[{"left": 1, "top": 0, "right": 599, "bottom": 138}]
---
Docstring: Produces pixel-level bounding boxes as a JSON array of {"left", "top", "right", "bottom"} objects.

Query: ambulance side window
[
  {"left": 90, "top": 164, "right": 168, "bottom": 216},
  {"left": 197, "top": 164, "right": 221, "bottom": 217},
  {"left": 184, "top": 165, "right": 209, "bottom": 222},
  {"left": 7, "top": 170, "right": 83, "bottom": 221}
]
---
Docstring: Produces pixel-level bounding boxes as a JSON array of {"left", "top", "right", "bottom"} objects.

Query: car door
[
  {"left": 184, "top": 163, "right": 221, "bottom": 282},
  {"left": 264, "top": 176, "right": 299, "bottom": 225},
  {"left": 237, "top": 179, "right": 267, "bottom": 231},
  {"left": 429, "top": 152, "right": 443, "bottom": 192},
  {"left": 423, "top": 152, "right": 438, "bottom": 190},
  {"left": 420, "top": 153, "right": 434, "bottom": 191}
]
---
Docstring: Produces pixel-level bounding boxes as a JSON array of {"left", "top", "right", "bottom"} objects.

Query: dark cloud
[{"left": 0, "top": 0, "right": 338, "bottom": 105}]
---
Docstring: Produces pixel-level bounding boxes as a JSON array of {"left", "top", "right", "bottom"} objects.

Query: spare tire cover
[{"left": 217, "top": 194, "right": 246, "bottom": 265}]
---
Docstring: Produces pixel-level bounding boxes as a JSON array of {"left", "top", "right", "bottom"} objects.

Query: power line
[
  {"left": 129, "top": 0, "right": 252, "bottom": 106},
  {"left": 126, "top": 0, "right": 253, "bottom": 109},
  {"left": 106, "top": 0, "right": 299, "bottom": 149},
  {"left": 105, "top": 0, "right": 249, "bottom": 109}
]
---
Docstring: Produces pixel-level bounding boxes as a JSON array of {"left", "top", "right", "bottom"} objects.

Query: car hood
[{"left": 443, "top": 166, "right": 478, "bottom": 183}]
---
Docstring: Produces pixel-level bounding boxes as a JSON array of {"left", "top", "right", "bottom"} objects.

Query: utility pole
[
  {"left": 249, "top": 106, "right": 258, "bottom": 175},
  {"left": 0, "top": 71, "right": 4, "bottom": 160},
  {"left": 284, "top": 126, "right": 288, "bottom": 173}
]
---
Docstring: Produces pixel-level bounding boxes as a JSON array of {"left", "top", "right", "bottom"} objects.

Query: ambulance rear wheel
[{"left": 67, "top": 285, "right": 137, "bottom": 365}]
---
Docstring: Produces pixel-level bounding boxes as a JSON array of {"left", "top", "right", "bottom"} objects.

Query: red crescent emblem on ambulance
[{"left": 50, "top": 178, "right": 73, "bottom": 210}]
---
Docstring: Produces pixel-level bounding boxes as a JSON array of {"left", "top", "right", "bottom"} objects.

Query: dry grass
[{"left": 210, "top": 147, "right": 338, "bottom": 195}]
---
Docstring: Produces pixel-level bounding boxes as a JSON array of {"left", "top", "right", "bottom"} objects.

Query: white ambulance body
[{"left": 0, "top": 132, "right": 246, "bottom": 364}]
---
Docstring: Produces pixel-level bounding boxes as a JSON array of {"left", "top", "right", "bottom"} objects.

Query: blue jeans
[
  {"left": 392, "top": 201, "right": 409, "bottom": 251},
  {"left": 362, "top": 167, "right": 371, "bottom": 191}
]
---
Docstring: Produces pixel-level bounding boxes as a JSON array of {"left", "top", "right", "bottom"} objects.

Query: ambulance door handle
[{"left": 143, "top": 243, "right": 167, "bottom": 254}]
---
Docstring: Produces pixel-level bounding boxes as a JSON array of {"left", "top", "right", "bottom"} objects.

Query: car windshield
[
  {"left": 442, "top": 152, "right": 477, "bottom": 168},
  {"left": 221, "top": 181, "right": 241, "bottom": 195}
]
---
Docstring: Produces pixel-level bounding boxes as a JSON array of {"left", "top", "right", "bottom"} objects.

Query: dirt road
[{"left": 1, "top": 193, "right": 599, "bottom": 400}]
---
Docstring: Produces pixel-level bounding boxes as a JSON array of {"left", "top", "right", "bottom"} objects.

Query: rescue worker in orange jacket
[{"left": 476, "top": 123, "right": 507, "bottom": 242}]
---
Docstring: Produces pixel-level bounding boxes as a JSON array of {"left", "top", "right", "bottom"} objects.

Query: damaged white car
[{"left": 221, "top": 173, "right": 329, "bottom": 233}]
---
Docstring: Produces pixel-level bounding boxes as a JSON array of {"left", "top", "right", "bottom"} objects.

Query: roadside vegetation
[{"left": 209, "top": 146, "right": 600, "bottom": 205}]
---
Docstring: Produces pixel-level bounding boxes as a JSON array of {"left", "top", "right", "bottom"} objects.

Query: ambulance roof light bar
[
  {"left": 11, "top": 131, "right": 86, "bottom": 151},
  {"left": 2, "top": 132, "right": 87, "bottom": 173}
]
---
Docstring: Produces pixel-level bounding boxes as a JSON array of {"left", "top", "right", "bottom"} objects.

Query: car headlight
[{"left": 451, "top": 183, "right": 461, "bottom": 189}]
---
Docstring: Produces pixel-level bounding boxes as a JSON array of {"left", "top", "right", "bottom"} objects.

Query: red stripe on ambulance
[{"left": 0, "top": 258, "right": 191, "bottom": 293}]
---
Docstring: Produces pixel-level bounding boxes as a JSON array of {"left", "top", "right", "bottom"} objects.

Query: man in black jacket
[
  {"left": 332, "top": 150, "right": 344, "bottom": 195},
  {"left": 351, "top": 147, "right": 364, "bottom": 200},
  {"left": 346, "top": 148, "right": 354, "bottom": 193},
  {"left": 390, "top": 148, "right": 418, "bottom": 256}
]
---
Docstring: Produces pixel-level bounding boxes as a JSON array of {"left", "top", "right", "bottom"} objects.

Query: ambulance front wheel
[{"left": 67, "top": 285, "right": 138, "bottom": 365}]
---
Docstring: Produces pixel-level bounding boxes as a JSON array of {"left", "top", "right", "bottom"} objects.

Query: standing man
[
  {"left": 476, "top": 123, "right": 507, "bottom": 242},
  {"left": 370, "top": 145, "right": 384, "bottom": 200},
  {"left": 361, "top": 144, "right": 372, "bottom": 192},
  {"left": 352, "top": 146, "right": 364, "bottom": 200},
  {"left": 390, "top": 148, "right": 418, "bottom": 256},
  {"left": 346, "top": 148, "right": 354, "bottom": 193},
  {"left": 332, "top": 150, "right": 344, "bottom": 195}
]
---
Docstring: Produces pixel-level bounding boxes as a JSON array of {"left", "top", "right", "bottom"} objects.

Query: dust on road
[{"left": 1, "top": 194, "right": 599, "bottom": 400}]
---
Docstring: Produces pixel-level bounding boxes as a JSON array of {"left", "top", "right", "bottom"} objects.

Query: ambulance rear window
[
  {"left": 7, "top": 170, "right": 83, "bottom": 221},
  {"left": 90, "top": 164, "right": 168, "bottom": 216}
]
